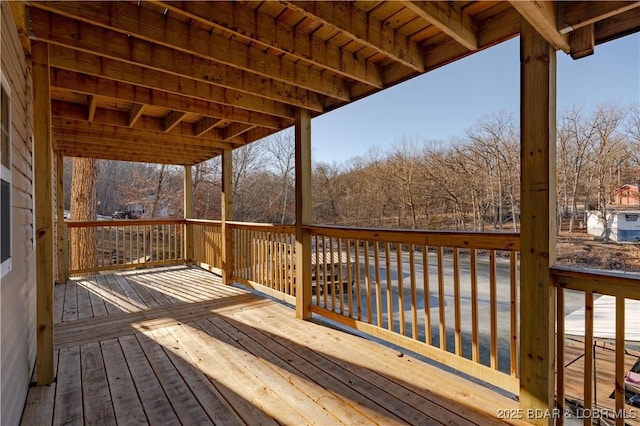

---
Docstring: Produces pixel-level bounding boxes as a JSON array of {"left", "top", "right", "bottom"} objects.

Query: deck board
[{"left": 24, "top": 265, "right": 525, "bottom": 425}]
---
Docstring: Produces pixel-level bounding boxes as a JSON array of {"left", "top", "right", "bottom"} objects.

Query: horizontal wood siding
[{"left": 1, "top": 4, "right": 36, "bottom": 426}]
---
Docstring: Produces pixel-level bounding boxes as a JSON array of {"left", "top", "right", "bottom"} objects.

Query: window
[
  {"left": 626, "top": 214, "right": 638, "bottom": 222},
  {"left": 1, "top": 71, "right": 11, "bottom": 277}
]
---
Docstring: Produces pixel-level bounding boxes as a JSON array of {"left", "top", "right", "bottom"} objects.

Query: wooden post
[
  {"left": 55, "top": 151, "right": 68, "bottom": 283},
  {"left": 183, "top": 165, "right": 193, "bottom": 265},
  {"left": 221, "top": 149, "right": 234, "bottom": 285},
  {"left": 519, "top": 20, "right": 557, "bottom": 424},
  {"left": 32, "top": 41, "right": 55, "bottom": 385},
  {"left": 295, "top": 109, "right": 312, "bottom": 319}
]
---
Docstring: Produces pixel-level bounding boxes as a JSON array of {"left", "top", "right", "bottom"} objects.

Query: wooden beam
[
  {"left": 510, "top": 1, "right": 570, "bottom": 52},
  {"left": 9, "top": 1, "right": 31, "bottom": 55},
  {"left": 354, "top": 6, "right": 521, "bottom": 101},
  {"left": 194, "top": 117, "right": 222, "bottom": 137},
  {"left": 559, "top": 1, "right": 640, "bottom": 33},
  {"left": 53, "top": 135, "right": 219, "bottom": 159},
  {"left": 519, "top": 20, "right": 556, "bottom": 425},
  {"left": 49, "top": 45, "right": 300, "bottom": 118},
  {"left": 283, "top": 1, "right": 425, "bottom": 72},
  {"left": 223, "top": 123, "right": 255, "bottom": 141},
  {"left": 128, "top": 103, "right": 144, "bottom": 128},
  {"left": 53, "top": 101, "right": 227, "bottom": 141},
  {"left": 87, "top": 95, "right": 97, "bottom": 122},
  {"left": 295, "top": 108, "right": 312, "bottom": 320},
  {"left": 183, "top": 165, "right": 193, "bottom": 264},
  {"left": 155, "top": 1, "right": 383, "bottom": 87},
  {"left": 58, "top": 147, "right": 207, "bottom": 165},
  {"left": 569, "top": 24, "right": 595, "bottom": 59},
  {"left": 163, "top": 111, "right": 186, "bottom": 132},
  {"left": 55, "top": 151, "right": 69, "bottom": 284},
  {"left": 402, "top": 1, "right": 478, "bottom": 51},
  {"left": 221, "top": 149, "right": 233, "bottom": 285},
  {"left": 594, "top": 8, "right": 640, "bottom": 45},
  {"left": 28, "top": 4, "right": 346, "bottom": 103},
  {"left": 32, "top": 40, "right": 55, "bottom": 385},
  {"left": 51, "top": 106, "right": 234, "bottom": 150}
]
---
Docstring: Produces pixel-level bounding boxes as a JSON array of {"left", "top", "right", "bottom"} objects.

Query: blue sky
[{"left": 310, "top": 33, "right": 640, "bottom": 163}]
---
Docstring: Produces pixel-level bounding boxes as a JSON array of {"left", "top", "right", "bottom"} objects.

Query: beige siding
[{"left": 1, "top": 3, "right": 36, "bottom": 426}]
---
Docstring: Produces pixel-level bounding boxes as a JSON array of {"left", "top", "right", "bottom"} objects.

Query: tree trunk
[{"left": 70, "top": 158, "right": 99, "bottom": 272}]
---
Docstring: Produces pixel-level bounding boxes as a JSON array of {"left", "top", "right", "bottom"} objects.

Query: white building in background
[{"left": 587, "top": 210, "right": 640, "bottom": 242}]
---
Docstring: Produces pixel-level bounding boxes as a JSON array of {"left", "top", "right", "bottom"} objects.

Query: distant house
[
  {"left": 587, "top": 210, "right": 640, "bottom": 242},
  {"left": 614, "top": 184, "right": 639, "bottom": 206}
]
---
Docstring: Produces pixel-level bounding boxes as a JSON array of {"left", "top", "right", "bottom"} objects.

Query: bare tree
[{"left": 265, "top": 131, "right": 295, "bottom": 224}]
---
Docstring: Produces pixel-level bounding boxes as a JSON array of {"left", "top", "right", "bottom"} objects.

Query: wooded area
[{"left": 65, "top": 103, "right": 639, "bottom": 232}]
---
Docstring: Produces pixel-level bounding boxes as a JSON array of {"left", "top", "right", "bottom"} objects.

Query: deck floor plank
[
  {"left": 197, "top": 317, "right": 354, "bottom": 426},
  {"left": 25, "top": 266, "right": 524, "bottom": 426},
  {"left": 52, "top": 346, "right": 83, "bottom": 426},
  {"left": 80, "top": 341, "right": 117, "bottom": 425},
  {"left": 162, "top": 323, "right": 280, "bottom": 426},
  {"left": 84, "top": 276, "right": 109, "bottom": 318},
  {"left": 118, "top": 334, "right": 181, "bottom": 425},
  {"left": 134, "top": 331, "right": 214, "bottom": 425},
  {"left": 151, "top": 326, "right": 247, "bottom": 425},
  {"left": 99, "top": 338, "right": 148, "bottom": 425},
  {"left": 61, "top": 278, "right": 78, "bottom": 322},
  {"left": 20, "top": 350, "right": 59, "bottom": 426}
]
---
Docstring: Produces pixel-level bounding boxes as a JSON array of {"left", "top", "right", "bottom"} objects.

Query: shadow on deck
[{"left": 21, "top": 265, "right": 523, "bottom": 425}]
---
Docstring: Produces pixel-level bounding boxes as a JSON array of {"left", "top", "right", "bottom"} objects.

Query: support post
[
  {"left": 184, "top": 165, "right": 193, "bottom": 265},
  {"left": 55, "top": 151, "right": 68, "bottom": 283},
  {"left": 221, "top": 149, "right": 234, "bottom": 285},
  {"left": 519, "top": 20, "right": 557, "bottom": 424},
  {"left": 32, "top": 41, "right": 55, "bottom": 385},
  {"left": 295, "top": 109, "right": 312, "bottom": 319}
]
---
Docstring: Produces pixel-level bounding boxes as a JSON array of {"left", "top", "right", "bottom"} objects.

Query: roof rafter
[
  {"left": 509, "top": 0, "right": 570, "bottom": 52},
  {"left": 401, "top": 1, "right": 478, "bottom": 51},
  {"left": 155, "top": 0, "right": 383, "bottom": 88},
  {"left": 87, "top": 95, "right": 97, "bottom": 122},
  {"left": 28, "top": 2, "right": 348, "bottom": 102},
  {"left": 282, "top": 1, "right": 425, "bottom": 73}
]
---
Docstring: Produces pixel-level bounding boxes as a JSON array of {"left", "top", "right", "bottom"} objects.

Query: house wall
[
  {"left": 615, "top": 185, "right": 639, "bottom": 206},
  {"left": 1, "top": 4, "right": 37, "bottom": 425}
]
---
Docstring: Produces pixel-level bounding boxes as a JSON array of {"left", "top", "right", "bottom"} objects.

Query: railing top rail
[
  {"left": 228, "top": 222, "right": 296, "bottom": 233},
  {"left": 305, "top": 224, "right": 520, "bottom": 251},
  {"left": 186, "top": 219, "right": 222, "bottom": 225},
  {"left": 552, "top": 265, "right": 640, "bottom": 299},
  {"left": 67, "top": 218, "right": 186, "bottom": 228}
]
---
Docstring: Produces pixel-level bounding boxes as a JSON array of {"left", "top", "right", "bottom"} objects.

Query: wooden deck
[{"left": 21, "top": 266, "right": 524, "bottom": 425}]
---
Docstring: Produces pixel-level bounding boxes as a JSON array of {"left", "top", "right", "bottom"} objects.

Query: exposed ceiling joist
[
  {"left": 283, "top": 1, "right": 425, "bottom": 72},
  {"left": 52, "top": 111, "right": 236, "bottom": 150},
  {"left": 50, "top": 69, "right": 287, "bottom": 130},
  {"left": 559, "top": 1, "right": 640, "bottom": 33},
  {"left": 194, "top": 117, "right": 222, "bottom": 137},
  {"left": 569, "top": 24, "right": 595, "bottom": 59},
  {"left": 129, "top": 104, "right": 145, "bottom": 128},
  {"left": 163, "top": 111, "right": 187, "bottom": 132},
  {"left": 402, "top": 1, "right": 478, "bottom": 51},
  {"left": 49, "top": 45, "right": 298, "bottom": 119},
  {"left": 29, "top": 2, "right": 349, "bottom": 102},
  {"left": 155, "top": 0, "right": 383, "bottom": 88},
  {"left": 223, "top": 123, "right": 255, "bottom": 141},
  {"left": 509, "top": 0, "right": 570, "bottom": 52},
  {"left": 87, "top": 95, "right": 97, "bottom": 122}
]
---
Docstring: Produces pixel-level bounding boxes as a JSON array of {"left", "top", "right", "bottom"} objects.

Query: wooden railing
[
  {"left": 191, "top": 219, "right": 223, "bottom": 273},
  {"left": 231, "top": 222, "right": 297, "bottom": 303},
  {"left": 305, "top": 225, "right": 521, "bottom": 394},
  {"left": 67, "top": 219, "right": 185, "bottom": 275},
  {"left": 552, "top": 266, "right": 640, "bottom": 426}
]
